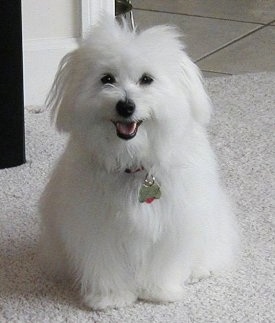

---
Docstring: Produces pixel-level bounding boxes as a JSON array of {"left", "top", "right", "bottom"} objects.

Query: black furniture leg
[{"left": 0, "top": 1, "right": 25, "bottom": 169}]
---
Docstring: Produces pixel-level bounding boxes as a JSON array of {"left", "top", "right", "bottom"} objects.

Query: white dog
[{"left": 39, "top": 18, "right": 239, "bottom": 310}]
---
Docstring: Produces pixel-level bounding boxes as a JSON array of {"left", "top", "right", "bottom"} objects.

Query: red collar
[{"left": 125, "top": 166, "right": 144, "bottom": 174}]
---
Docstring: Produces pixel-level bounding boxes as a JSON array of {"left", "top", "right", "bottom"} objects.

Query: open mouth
[{"left": 112, "top": 120, "right": 143, "bottom": 140}]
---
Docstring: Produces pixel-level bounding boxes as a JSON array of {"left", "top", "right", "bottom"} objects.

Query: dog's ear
[
  {"left": 138, "top": 25, "right": 212, "bottom": 125},
  {"left": 46, "top": 50, "right": 79, "bottom": 132},
  {"left": 180, "top": 53, "right": 212, "bottom": 125}
]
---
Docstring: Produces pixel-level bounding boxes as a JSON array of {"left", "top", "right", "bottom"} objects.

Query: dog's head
[{"left": 47, "top": 18, "right": 212, "bottom": 172}]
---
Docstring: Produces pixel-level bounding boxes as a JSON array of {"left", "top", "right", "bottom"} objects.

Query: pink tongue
[{"left": 116, "top": 122, "right": 137, "bottom": 135}]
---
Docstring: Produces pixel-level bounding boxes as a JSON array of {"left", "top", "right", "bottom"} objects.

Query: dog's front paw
[
  {"left": 187, "top": 267, "right": 211, "bottom": 285},
  {"left": 83, "top": 291, "right": 137, "bottom": 310},
  {"left": 139, "top": 284, "right": 184, "bottom": 303}
]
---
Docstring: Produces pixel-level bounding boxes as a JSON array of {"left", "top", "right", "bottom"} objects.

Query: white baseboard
[{"left": 23, "top": 37, "right": 79, "bottom": 106}]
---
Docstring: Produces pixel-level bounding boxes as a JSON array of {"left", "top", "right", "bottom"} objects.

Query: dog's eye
[
  {"left": 139, "top": 74, "right": 153, "bottom": 86},
  {"left": 101, "top": 74, "right": 116, "bottom": 85}
]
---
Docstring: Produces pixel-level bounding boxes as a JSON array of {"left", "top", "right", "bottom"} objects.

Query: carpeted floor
[{"left": 0, "top": 73, "right": 274, "bottom": 322}]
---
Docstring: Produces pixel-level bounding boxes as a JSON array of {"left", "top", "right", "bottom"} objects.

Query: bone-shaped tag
[{"left": 138, "top": 175, "right": 161, "bottom": 203}]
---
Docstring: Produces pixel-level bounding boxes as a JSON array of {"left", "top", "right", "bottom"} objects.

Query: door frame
[{"left": 81, "top": 0, "right": 115, "bottom": 37}]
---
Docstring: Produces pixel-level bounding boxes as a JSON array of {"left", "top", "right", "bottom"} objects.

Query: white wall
[
  {"left": 23, "top": 0, "right": 81, "bottom": 40},
  {"left": 22, "top": 0, "right": 115, "bottom": 106},
  {"left": 22, "top": 0, "right": 81, "bottom": 106}
]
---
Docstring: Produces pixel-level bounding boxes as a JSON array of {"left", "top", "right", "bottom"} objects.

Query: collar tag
[{"left": 138, "top": 174, "right": 161, "bottom": 204}]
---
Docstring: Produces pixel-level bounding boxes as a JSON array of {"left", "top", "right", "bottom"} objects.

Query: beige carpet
[{"left": 0, "top": 73, "right": 274, "bottom": 322}]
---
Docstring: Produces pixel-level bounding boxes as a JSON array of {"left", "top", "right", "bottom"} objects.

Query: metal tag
[{"left": 138, "top": 174, "right": 161, "bottom": 204}]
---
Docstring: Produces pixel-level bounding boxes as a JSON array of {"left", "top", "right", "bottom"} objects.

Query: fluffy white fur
[{"left": 39, "top": 18, "right": 239, "bottom": 310}]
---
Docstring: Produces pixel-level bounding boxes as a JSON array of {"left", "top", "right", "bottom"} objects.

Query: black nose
[{"left": 116, "top": 99, "right": 135, "bottom": 118}]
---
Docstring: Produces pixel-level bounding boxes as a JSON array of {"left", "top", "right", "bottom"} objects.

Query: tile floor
[{"left": 131, "top": 0, "right": 275, "bottom": 77}]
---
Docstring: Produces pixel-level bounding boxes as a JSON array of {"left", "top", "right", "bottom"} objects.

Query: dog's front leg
[
  {"left": 77, "top": 246, "right": 137, "bottom": 310},
  {"left": 138, "top": 241, "right": 185, "bottom": 303}
]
